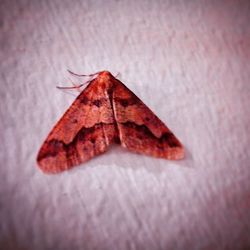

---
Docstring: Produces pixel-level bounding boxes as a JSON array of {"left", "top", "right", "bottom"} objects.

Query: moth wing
[
  {"left": 112, "top": 81, "right": 184, "bottom": 160},
  {"left": 37, "top": 79, "right": 116, "bottom": 173}
]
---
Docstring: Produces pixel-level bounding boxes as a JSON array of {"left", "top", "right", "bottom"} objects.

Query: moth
[{"left": 37, "top": 71, "right": 184, "bottom": 173}]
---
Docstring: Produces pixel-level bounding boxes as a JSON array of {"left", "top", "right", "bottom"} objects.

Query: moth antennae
[
  {"left": 56, "top": 85, "right": 83, "bottom": 90},
  {"left": 67, "top": 70, "right": 100, "bottom": 77},
  {"left": 56, "top": 79, "right": 93, "bottom": 90}
]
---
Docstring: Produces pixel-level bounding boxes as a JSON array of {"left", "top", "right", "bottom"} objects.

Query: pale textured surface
[{"left": 1, "top": 0, "right": 250, "bottom": 249}]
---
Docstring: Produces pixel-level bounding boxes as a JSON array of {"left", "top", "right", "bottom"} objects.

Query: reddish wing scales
[
  {"left": 37, "top": 71, "right": 184, "bottom": 173},
  {"left": 112, "top": 80, "right": 184, "bottom": 160},
  {"left": 37, "top": 76, "right": 118, "bottom": 173}
]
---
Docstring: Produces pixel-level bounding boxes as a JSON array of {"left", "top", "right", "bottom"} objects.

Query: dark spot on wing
[
  {"left": 137, "top": 135, "right": 143, "bottom": 140},
  {"left": 37, "top": 139, "right": 64, "bottom": 160},
  {"left": 120, "top": 99, "right": 129, "bottom": 107},
  {"left": 93, "top": 99, "right": 101, "bottom": 107},
  {"left": 80, "top": 96, "right": 89, "bottom": 104},
  {"left": 161, "top": 132, "right": 180, "bottom": 147},
  {"left": 116, "top": 97, "right": 138, "bottom": 107}
]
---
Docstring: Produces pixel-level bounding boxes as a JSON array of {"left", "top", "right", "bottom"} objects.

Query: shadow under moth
[{"left": 37, "top": 71, "right": 184, "bottom": 173}]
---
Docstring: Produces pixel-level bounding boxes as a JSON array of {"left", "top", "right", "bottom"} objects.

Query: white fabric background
[{"left": 1, "top": 0, "right": 250, "bottom": 249}]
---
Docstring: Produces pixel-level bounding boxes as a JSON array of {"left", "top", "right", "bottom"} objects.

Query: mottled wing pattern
[
  {"left": 112, "top": 80, "right": 184, "bottom": 160},
  {"left": 37, "top": 78, "right": 117, "bottom": 173},
  {"left": 37, "top": 71, "right": 184, "bottom": 173}
]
